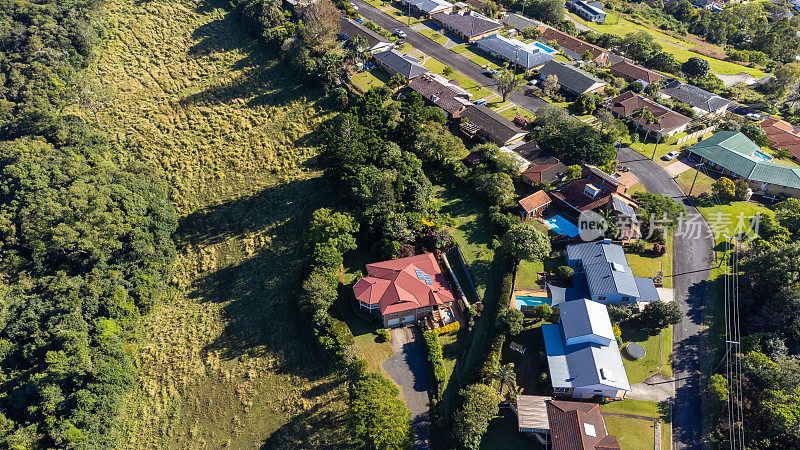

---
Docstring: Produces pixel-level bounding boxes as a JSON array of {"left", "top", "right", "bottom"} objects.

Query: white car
[
  {"left": 350, "top": 2, "right": 359, "bottom": 10},
  {"left": 394, "top": 29, "right": 406, "bottom": 39},
  {"left": 746, "top": 112, "right": 761, "bottom": 121},
  {"left": 663, "top": 150, "right": 680, "bottom": 161}
]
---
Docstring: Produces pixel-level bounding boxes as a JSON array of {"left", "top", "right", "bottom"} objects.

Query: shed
[{"left": 518, "top": 190, "right": 551, "bottom": 219}]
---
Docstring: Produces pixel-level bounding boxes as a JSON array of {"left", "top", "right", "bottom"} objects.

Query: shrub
[
  {"left": 554, "top": 265, "right": 574, "bottom": 280},
  {"left": 423, "top": 330, "right": 447, "bottom": 384},
  {"left": 432, "top": 321, "right": 460, "bottom": 335},
  {"left": 377, "top": 328, "right": 391, "bottom": 342},
  {"left": 627, "top": 240, "right": 646, "bottom": 254}
]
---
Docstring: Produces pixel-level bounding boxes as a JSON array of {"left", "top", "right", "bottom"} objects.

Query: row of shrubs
[
  {"left": 423, "top": 330, "right": 447, "bottom": 385},
  {"left": 431, "top": 321, "right": 460, "bottom": 335}
]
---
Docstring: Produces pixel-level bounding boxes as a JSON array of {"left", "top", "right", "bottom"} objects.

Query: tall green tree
[
  {"left": 501, "top": 224, "right": 551, "bottom": 261},
  {"left": 452, "top": 384, "right": 502, "bottom": 449}
]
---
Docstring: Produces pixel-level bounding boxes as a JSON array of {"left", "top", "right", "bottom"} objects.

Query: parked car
[
  {"left": 350, "top": 2, "right": 359, "bottom": 10},
  {"left": 527, "top": 79, "right": 540, "bottom": 86},
  {"left": 356, "top": 16, "right": 364, "bottom": 23},
  {"left": 394, "top": 29, "right": 406, "bottom": 38},
  {"left": 513, "top": 115, "right": 528, "bottom": 127},
  {"left": 484, "top": 69, "right": 500, "bottom": 78},
  {"left": 746, "top": 112, "right": 761, "bottom": 121},
  {"left": 474, "top": 99, "right": 487, "bottom": 105},
  {"left": 663, "top": 150, "right": 680, "bottom": 161}
]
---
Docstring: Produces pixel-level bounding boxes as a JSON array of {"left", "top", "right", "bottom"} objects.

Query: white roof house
[
  {"left": 475, "top": 34, "right": 556, "bottom": 70},
  {"left": 559, "top": 299, "right": 615, "bottom": 347},
  {"left": 401, "top": 0, "right": 453, "bottom": 14}
]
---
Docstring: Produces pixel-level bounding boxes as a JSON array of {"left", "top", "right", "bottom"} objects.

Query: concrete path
[
  {"left": 618, "top": 145, "right": 714, "bottom": 449},
  {"left": 384, "top": 325, "right": 431, "bottom": 449},
  {"left": 352, "top": 0, "right": 549, "bottom": 113},
  {"left": 664, "top": 158, "right": 698, "bottom": 178}
]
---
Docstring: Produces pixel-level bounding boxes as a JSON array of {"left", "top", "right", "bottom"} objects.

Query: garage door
[
  {"left": 387, "top": 318, "right": 401, "bottom": 327},
  {"left": 402, "top": 315, "right": 416, "bottom": 324}
]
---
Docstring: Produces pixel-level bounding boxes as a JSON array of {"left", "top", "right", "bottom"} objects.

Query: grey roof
[
  {"left": 634, "top": 277, "right": 660, "bottom": 302},
  {"left": 432, "top": 11, "right": 501, "bottom": 39},
  {"left": 567, "top": 240, "right": 641, "bottom": 298},
  {"left": 569, "top": 0, "right": 606, "bottom": 17},
  {"left": 560, "top": 299, "right": 615, "bottom": 342},
  {"left": 661, "top": 79, "right": 730, "bottom": 114},
  {"left": 612, "top": 195, "right": 636, "bottom": 217},
  {"left": 543, "top": 323, "right": 630, "bottom": 391},
  {"left": 475, "top": 34, "right": 555, "bottom": 69},
  {"left": 459, "top": 104, "right": 528, "bottom": 145},
  {"left": 373, "top": 49, "right": 430, "bottom": 79},
  {"left": 403, "top": 0, "right": 452, "bottom": 14},
  {"left": 538, "top": 60, "right": 607, "bottom": 94},
  {"left": 688, "top": 131, "right": 800, "bottom": 190},
  {"left": 566, "top": 240, "right": 627, "bottom": 266},
  {"left": 547, "top": 274, "right": 590, "bottom": 306},
  {"left": 517, "top": 395, "right": 551, "bottom": 430},
  {"left": 501, "top": 12, "right": 542, "bottom": 31},
  {"left": 339, "top": 17, "right": 391, "bottom": 52}
]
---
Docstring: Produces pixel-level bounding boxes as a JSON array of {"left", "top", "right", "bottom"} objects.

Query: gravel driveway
[{"left": 384, "top": 325, "right": 431, "bottom": 449}]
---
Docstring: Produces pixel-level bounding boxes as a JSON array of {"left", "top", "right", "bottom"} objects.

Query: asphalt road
[
  {"left": 352, "top": 0, "right": 549, "bottom": 113},
  {"left": 618, "top": 146, "right": 713, "bottom": 450}
]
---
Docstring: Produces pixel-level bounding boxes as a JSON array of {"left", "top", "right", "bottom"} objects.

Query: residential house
[
  {"left": 538, "top": 60, "right": 607, "bottom": 95},
  {"left": 373, "top": 49, "right": 430, "bottom": 80},
  {"left": 687, "top": 131, "right": 800, "bottom": 197},
  {"left": 401, "top": 0, "right": 453, "bottom": 15},
  {"left": 516, "top": 397, "right": 622, "bottom": 449},
  {"left": 567, "top": 0, "right": 607, "bottom": 23},
  {"left": 499, "top": 145, "right": 532, "bottom": 172},
  {"left": 501, "top": 12, "right": 545, "bottom": 33},
  {"left": 608, "top": 60, "right": 663, "bottom": 85},
  {"left": 431, "top": 10, "right": 501, "bottom": 41},
  {"left": 565, "top": 239, "right": 661, "bottom": 305},
  {"left": 515, "top": 141, "right": 569, "bottom": 185},
  {"left": 761, "top": 118, "right": 800, "bottom": 160},
  {"left": 408, "top": 73, "right": 473, "bottom": 117},
  {"left": 456, "top": 104, "right": 528, "bottom": 145},
  {"left": 475, "top": 34, "right": 556, "bottom": 70},
  {"left": 549, "top": 165, "right": 638, "bottom": 231},
  {"left": 353, "top": 253, "right": 456, "bottom": 327},
  {"left": 519, "top": 190, "right": 552, "bottom": 219},
  {"left": 541, "top": 27, "right": 610, "bottom": 65},
  {"left": 339, "top": 17, "right": 394, "bottom": 53},
  {"left": 660, "top": 79, "right": 729, "bottom": 116},
  {"left": 542, "top": 298, "right": 631, "bottom": 399},
  {"left": 464, "top": 0, "right": 488, "bottom": 9},
  {"left": 606, "top": 91, "right": 692, "bottom": 137},
  {"left": 284, "top": 0, "right": 322, "bottom": 15}
]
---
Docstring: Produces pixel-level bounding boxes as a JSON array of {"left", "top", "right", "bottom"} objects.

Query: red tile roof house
[
  {"left": 518, "top": 190, "right": 552, "bottom": 220},
  {"left": 541, "top": 27, "right": 610, "bottom": 65},
  {"left": 515, "top": 141, "right": 569, "bottom": 186},
  {"left": 550, "top": 165, "right": 640, "bottom": 239},
  {"left": 408, "top": 73, "right": 473, "bottom": 118},
  {"left": 546, "top": 400, "right": 621, "bottom": 450},
  {"left": 353, "top": 253, "right": 456, "bottom": 327},
  {"left": 761, "top": 118, "right": 800, "bottom": 160},
  {"left": 608, "top": 60, "right": 662, "bottom": 84},
  {"left": 606, "top": 91, "right": 692, "bottom": 138}
]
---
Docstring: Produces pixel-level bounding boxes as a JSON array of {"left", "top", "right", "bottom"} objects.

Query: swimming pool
[
  {"left": 531, "top": 41, "right": 557, "bottom": 54},
  {"left": 752, "top": 150, "right": 773, "bottom": 162},
  {"left": 515, "top": 295, "right": 552, "bottom": 309},
  {"left": 543, "top": 214, "right": 580, "bottom": 238}
]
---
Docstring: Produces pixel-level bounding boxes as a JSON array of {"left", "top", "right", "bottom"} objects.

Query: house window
[
  {"left": 622, "top": 296, "right": 630, "bottom": 302},
  {"left": 593, "top": 390, "right": 602, "bottom": 392},
  {"left": 598, "top": 296, "right": 606, "bottom": 301}
]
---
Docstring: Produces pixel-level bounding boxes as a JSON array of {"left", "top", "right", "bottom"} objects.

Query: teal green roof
[{"left": 688, "top": 131, "right": 800, "bottom": 190}]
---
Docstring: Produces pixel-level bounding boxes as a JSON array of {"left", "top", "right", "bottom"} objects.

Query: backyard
[
  {"left": 601, "top": 399, "right": 672, "bottom": 450},
  {"left": 619, "top": 322, "right": 673, "bottom": 384}
]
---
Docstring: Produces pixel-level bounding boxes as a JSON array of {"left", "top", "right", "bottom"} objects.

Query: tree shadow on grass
[{"left": 260, "top": 394, "right": 353, "bottom": 449}]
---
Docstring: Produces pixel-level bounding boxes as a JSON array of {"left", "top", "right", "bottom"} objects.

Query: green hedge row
[{"left": 423, "top": 330, "right": 447, "bottom": 384}]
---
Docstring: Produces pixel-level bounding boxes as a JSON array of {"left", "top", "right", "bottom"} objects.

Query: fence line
[
  {"left": 441, "top": 252, "right": 470, "bottom": 311},
  {"left": 676, "top": 125, "right": 717, "bottom": 145},
  {"left": 451, "top": 246, "right": 482, "bottom": 304}
]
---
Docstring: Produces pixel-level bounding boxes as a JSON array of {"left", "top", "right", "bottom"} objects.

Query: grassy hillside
[{"left": 78, "top": 0, "right": 350, "bottom": 447}]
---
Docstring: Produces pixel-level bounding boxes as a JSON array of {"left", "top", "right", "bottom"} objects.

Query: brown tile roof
[
  {"left": 353, "top": 253, "right": 456, "bottom": 316},
  {"left": 606, "top": 91, "right": 691, "bottom": 135},
  {"left": 608, "top": 60, "right": 663, "bottom": 84},
  {"left": 458, "top": 104, "right": 528, "bottom": 145},
  {"left": 550, "top": 177, "right": 636, "bottom": 213},
  {"left": 761, "top": 118, "right": 800, "bottom": 159},
  {"left": 408, "top": 74, "right": 472, "bottom": 116},
  {"left": 431, "top": 11, "right": 501, "bottom": 39},
  {"left": 541, "top": 27, "right": 609, "bottom": 65},
  {"left": 518, "top": 190, "right": 552, "bottom": 212},
  {"left": 522, "top": 162, "right": 567, "bottom": 184},
  {"left": 546, "top": 400, "right": 620, "bottom": 450}
]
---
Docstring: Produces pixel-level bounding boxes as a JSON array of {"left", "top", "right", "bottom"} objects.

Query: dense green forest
[{"left": 0, "top": 0, "right": 178, "bottom": 447}]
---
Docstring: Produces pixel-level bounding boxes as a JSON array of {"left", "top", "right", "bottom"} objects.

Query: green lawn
[
  {"left": 601, "top": 399, "right": 672, "bottom": 450},
  {"left": 604, "top": 417, "right": 656, "bottom": 449},
  {"left": 350, "top": 70, "right": 388, "bottom": 93},
  {"left": 515, "top": 254, "right": 562, "bottom": 289},
  {"left": 675, "top": 166, "right": 715, "bottom": 196},
  {"left": 419, "top": 27, "right": 448, "bottom": 46},
  {"left": 497, "top": 104, "right": 536, "bottom": 122},
  {"left": 335, "top": 299, "right": 393, "bottom": 376},
  {"left": 422, "top": 57, "right": 494, "bottom": 100},
  {"left": 619, "top": 322, "right": 672, "bottom": 384},
  {"left": 626, "top": 132, "right": 712, "bottom": 166},
  {"left": 440, "top": 330, "right": 464, "bottom": 386},
  {"left": 696, "top": 201, "right": 773, "bottom": 248},
  {"left": 566, "top": 12, "right": 766, "bottom": 78},
  {"left": 626, "top": 233, "right": 673, "bottom": 288},
  {"left": 450, "top": 43, "right": 503, "bottom": 70}
]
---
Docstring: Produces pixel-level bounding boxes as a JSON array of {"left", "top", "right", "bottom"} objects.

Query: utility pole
[
  {"left": 407, "top": 1, "right": 411, "bottom": 28},
  {"left": 689, "top": 163, "right": 704, "bottom": 196}
]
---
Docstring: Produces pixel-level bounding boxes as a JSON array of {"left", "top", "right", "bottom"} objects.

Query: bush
[
  {"left": 423, "top": 330, "right": 447, "bottom": 384},
  {"left": 627, "top": 240, "right": 646, "bottom": 254},
  {"left": 377, "top": 328, "right": 391, "bottom": 342},
  {"left": 432, "top": 321, "right": 460, "bottom": 335},
  {"left": 497, "top": 308, "right": 524, "bottom": 335},
  {"left": 554, "top": 265, "right": 574, "bottom": 280}
]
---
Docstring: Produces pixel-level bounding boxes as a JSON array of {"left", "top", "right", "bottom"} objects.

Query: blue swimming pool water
[
  {"left": 543, "top": 214, "right": 580, "bottom": 238},
  {"left": 752, "top": 150, "right": 773, "bottom": 162},
  {"left": 516, "top": 295, "right": 552, "bottom": 309},
  {"left": 532, "top": 41, "right": 557, "bottom": 54}
]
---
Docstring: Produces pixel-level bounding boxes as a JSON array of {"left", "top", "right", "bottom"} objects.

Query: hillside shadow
[{"left": 260, "top": 394, "right": 352, "bottom": 449}]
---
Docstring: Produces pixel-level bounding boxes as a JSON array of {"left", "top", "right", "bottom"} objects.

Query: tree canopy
[{"left": 501, "top": 223, "right": 551, "bottom": 261}]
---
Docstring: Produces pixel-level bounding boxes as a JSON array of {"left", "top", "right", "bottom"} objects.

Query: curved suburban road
[
  {"left": 618, "top": 146, "right": 713, "bottom": 449},
  {"left": 352, "top": 0, "right": 549, "bottom": 113}
]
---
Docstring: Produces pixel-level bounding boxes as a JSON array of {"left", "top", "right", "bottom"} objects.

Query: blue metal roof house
[
  {"left": 542, "top": 299, "right": 630, "bottom": 399},
  {"left": 565, "top": 239, "right": 660, "bottom": 305}
]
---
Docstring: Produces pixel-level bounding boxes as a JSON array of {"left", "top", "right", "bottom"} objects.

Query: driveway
[
  {"left": 384, "top": 325, "right": 431, "bottom": 449},
  {"left": 618, "top": 146, "right": 714, "bottom": 449},
  {"left": 352, "top": 0, "right": 549, "bottom": 113},
  {"left": 627, "top": 374, "right": 676, "bottom": 402}
]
